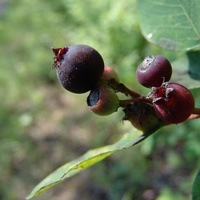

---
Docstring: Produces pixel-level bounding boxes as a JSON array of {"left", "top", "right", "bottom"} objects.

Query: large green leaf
[
  {"left": 171, "top": 51, "right": 200, "bottom": 89},
  {"left": 188, "top": 51, "right": 200, "bottom": 80},
  {"left": 192, "top": 169, "right": 200, "bottom": 200},
  {"left": 26, "top": 130, "right": 153, "bottom": 199},
  {"left": 137, "top": 0, "right": 200, "bottom": 51}
]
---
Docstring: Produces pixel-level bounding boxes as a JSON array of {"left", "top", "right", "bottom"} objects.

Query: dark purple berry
[
  {"left": 52, "top": 45, "right": 104, "bottom": 93},
  {"left": 87, "top": 86, "right": 119, "bottom": 116},
  {"left": 150, "top": 83, "right": 195, "bottom": 124},
  {"left": 136, "top": 55, "right": 172, "bottom": 88}
]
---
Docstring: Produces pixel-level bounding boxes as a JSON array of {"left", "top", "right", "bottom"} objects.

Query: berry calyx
[
  {"left": 52, "top": 45, "right": 104, "bottom": 94},
  {"left": 150, "top": 83, "right": 195, "bottom": 124},
  {"left": 52, "top": 47, "right": 68, "bottom": 66},
  {"left": 87, "top": 86, "right": 119, "bottom": 116},
  {"left": 136, "top": 55, "right": 172, "bottom": 88}
]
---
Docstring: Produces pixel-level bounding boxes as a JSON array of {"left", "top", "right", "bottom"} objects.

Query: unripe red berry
[
  {"left": 87, "top": 86, "right": 119, "bottom": 116},
  {"left": 99, "top": 66, "right": 119, "bottom": 83},
  {"left": 52, "top": 45, "right": 104, "bottom": 94},
  {"left": 150, "top": 83, "right": 195, "bottom": 124},
  {"left": 123, "top": 102, "right": 165, "bottom": 132},
  {"left": 136, "top": 55, "right": 172, "bottom": 88}
]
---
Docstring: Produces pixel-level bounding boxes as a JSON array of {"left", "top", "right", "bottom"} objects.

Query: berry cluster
[
  {"left": 136, "top": 55, "right": 195, "bottom": 124},
  {"left": 52, "top": 45, "right": 119, "bottom": 116},
  {"left": 52, "top": 44, "right": 196, "bottom": 132}
]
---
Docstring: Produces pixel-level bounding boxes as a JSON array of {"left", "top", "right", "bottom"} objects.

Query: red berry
[
  {"left": 52, "top": 45, "right": 104, "bottom": 94},
  {"left": 136, "top": 55, "right": 172, "bottom": 88},
  {"left": 150, "top": 83, "right": 195, "bottom": 124},
  {"left": 87, "top": 86, "right": 119, "bottom": 116},
  {"left": 99, "top": 66, "right": 119, "bottom": 84}
]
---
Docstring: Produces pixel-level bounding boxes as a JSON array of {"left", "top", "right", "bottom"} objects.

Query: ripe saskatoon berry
[
  {"left": 52, "top": 45, "right": 104, "bottom": 93},
  {"left": 136, "top": 55, "right": 172, "bottom": 88},
  {"left": 87, "top": 86, "right": 119, "bottom": 116},
  {"left": 151, "top": 83, "right": 195, "bottom": 124},
  {"left": 99, "top": 66, "right": 119, "bottom": 84}
]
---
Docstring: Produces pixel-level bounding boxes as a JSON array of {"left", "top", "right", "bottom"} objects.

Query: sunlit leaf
[
  {"left": 137, "top": 0, "right": 200, "bottom": 51},
  {"left": 192, "top": 169, "right": 200, "bottom": 200},
  {"left": 26, "top": 130, "right": 151, "bottom": 199}
]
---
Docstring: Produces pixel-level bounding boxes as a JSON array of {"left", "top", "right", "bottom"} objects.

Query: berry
[
  {"left": 52, "top": 45, "right": 104, "bottom": 93},
  {"left": 87, "top": 86, "right": 119, "bottom": 116},
  {"left": 136, "top": 55, "right": 172, "bottom": 88},
  {"left": 123, "top": 102, "right": 165, "bottom": 132},
  {"left": 150, "top": 83, "right": 195, "bottom": 124},
  {"left": 99, "top": 66, "right": 119, "bottom": 84}
]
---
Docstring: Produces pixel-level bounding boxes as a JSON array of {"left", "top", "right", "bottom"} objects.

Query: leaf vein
[{"left": 178, "top": 0, "right": 200, "bottom": 39}]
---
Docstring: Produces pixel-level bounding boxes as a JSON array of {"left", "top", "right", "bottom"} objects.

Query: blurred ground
[{"left": 0, "top": 0, "right": 200, "bottom": 200}]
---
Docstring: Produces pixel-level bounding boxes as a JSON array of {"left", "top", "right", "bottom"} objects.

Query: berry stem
[
  {"left": 187, "top": 114, "right": 200, "bottom": 120},
  {"left": 187, "top": 108, "right": 200, "bottom": 120},
  {"left": 119, "top": 99, "right": 134, "bottom": 107},
  {"left": 192, "top": 107, "right": 200, "bottom": 115},
  {"left": 119, "top": 97, "right": 153, "bottom": 107},
  {"left": 108, "top": 78, "right": 141, "bottom": 98}
]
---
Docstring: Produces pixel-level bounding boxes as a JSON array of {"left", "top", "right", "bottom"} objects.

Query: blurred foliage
[{"left": 0, "top": 0, "right": 200, "bottom": 199}]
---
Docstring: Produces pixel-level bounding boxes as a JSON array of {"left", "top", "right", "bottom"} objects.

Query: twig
[{"left": 109, "top": 78, "right": 141, "bottom": 98}]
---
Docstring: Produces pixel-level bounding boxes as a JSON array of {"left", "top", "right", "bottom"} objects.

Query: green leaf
[
  {"left": 171, "top": 51, "right": 200, "bottom": 89},
  {"left": 137, "top": 0, "right": 200, "bottom": 51},
  {"left": 192, "top": 169, "right": 200, "bottom": 200},
  {"left": 188, "top": 51, "right": 200, "bottom": 80},
  {"left": 26, "top": 130, "right": 152, "bottom": 199}
]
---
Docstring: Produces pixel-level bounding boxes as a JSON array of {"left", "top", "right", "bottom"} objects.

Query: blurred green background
[{"left": 1, "top": 0, "right": 200, "bottom": 199}]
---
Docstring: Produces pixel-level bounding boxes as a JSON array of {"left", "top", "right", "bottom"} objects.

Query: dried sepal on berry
[{"left": 52, "top": 47, "right": 68, "bottom": 68}]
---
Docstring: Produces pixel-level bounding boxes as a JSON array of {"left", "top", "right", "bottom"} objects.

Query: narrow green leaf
[
  {"left": 192, "top": 169, "right": 200, "bottom": 200},
  {"left": 137, "top": 0, "right": 200, "bottom": 51},
  {"left": 26, "top": 130, "right": 150, "bottom": 199}
]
